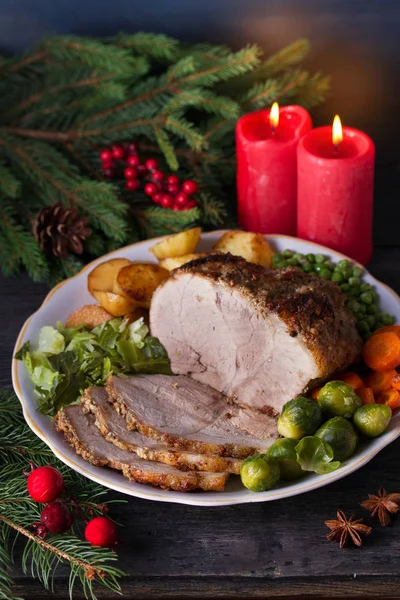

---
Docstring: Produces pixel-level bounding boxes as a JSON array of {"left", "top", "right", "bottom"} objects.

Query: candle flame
[
  {"left": 270, "top": 102, "right": 279, "bottom": 130},
  {"left": 332, "top": 114, "right": 343, "bottom": 147}
]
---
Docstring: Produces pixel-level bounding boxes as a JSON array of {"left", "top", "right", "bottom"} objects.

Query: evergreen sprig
[
  {"left": 0, "top": 33, "right": 330, "bottom": 283},
  {"left": 0, "top": 389, "right": 126, "bottom": 599}
]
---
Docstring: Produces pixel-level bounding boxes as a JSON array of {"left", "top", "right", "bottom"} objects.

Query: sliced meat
[
  {"left": 54, "top": 405, "right": 229, "bottom": 492},
  {"left": 82, "top": 386, "right": 241, "bottom": 474},
  {"left": 150, "top": 255, "right": 362, "bottom": 414},
  {"left": 105, "top": 374, "right": 277, "bottom": 459}
]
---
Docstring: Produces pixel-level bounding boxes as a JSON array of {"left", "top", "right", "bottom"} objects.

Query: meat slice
[
  {"left": 105, "top": 374, "right": 277, "bottom": 459},
  {"left": 82, "top": 386, "right": 241, "bottom": 474},
  {"left": 54, "top": 405, "right": 229, "bottom": 492},
  {"left": 150, "top": 255, "right": 362, "bottom": 414}
]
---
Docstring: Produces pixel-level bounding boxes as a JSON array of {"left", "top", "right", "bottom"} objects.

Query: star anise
[
  {"left": 360, "top": 487, "right": 400, "bottom": 526},
  {"left": 325, "top": 510, "right": 372, "bottom": 548}
]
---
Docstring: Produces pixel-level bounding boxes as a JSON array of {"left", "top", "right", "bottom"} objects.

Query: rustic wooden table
[{"left": 2, "top": 247, "right": 400, "bottom": 599}]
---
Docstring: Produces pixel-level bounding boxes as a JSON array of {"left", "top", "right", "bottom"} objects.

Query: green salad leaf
[
  {"left": 15, "top": 317, "right": 172, "bottom": 416},
  {"left": 295, "top": 436, "right": 341, "bottom": 475}
]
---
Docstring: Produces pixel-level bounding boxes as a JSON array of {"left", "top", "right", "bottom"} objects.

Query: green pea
[
  {"left": 315, "top": 254, "right": 326, "bottom": 264},
  {"left": 349, "top": 276, "right": 361, "bottom": 287},
  {"left": 286, "top": 258, "right": 298, "bottom": 265},
  {"left": 347, "top": 300, "right": 360, "bottom": 313},
  {"left": 360, "top": 292, "right": 373, "bottom": 305},
  {"left": 348, "top": 286, "right": 361, "bottom": 297},
  {"left": 303, "top": 263, "right": 315, "bottom": 273},
  {"left": 341, "top": 268, "right": 353, "bottom": 280},
  {"left": 278, "top": 259, "right": 288, "bottom": 268},
  {"left": 319, "top": 268, "right": 333, "bottom": 280},
  {"left": 324, "top": 260, "right": 335, "bottom": 270},
  {"left": 340, "top": 283, "right": 350, "bottom": 293},
  {"left": 293, "top": 253, "right": 304, "bottom": 261},
  {"left": 366, "top": 315, "right": 376, "bottom": 328},
  {"left": 283, "top": 249, "right": 294, "bottom": 258},
  {"left": 338, "top": 259, "right": 350, "bottom": 269},
  {"left": 352, "top": 266, "right": 363, "bottom": 278},
  {"left": 331, "top": 272, "right": 343, "bottom": 283},
  {"left": 272, "top": 254, "right": 282, "bottom": 266},
  {"left": 360, "top": 283, "right": 372, "bottom": 293},
  {"left": 357, "top": 304, "right": 367, "bottom": 314},
  {"left": 382, "top": 314, "right": 395, "bottom": 326},
  {"left": 367, "top": 304, "right": 378, "bottom": 314},
  {"left": 357, "top": 321, "right": 370, "bottom": 334},
  {"left": 307, "top": 254, "right": 316, "bottom": 263}
]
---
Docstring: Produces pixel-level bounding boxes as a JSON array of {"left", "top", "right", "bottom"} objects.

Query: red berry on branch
[
  {"left": 41, "top": 502, "right": 72, "bottom": 534},
  {"left": 111, "top": 144, "right": 124, "bottom": 160},
  {"left": 126, "top": 142, "right": 139, "bottom": 154},
  {"left": 124, "top": 167, "right": 137, "bottom": 179},
  {"left": 152, "top": 193, "right": 163, "bottom": 204},
  {"left": 167, "top": 183, "right": 180, "bottom": 194},
  {"left": 183, "top": 200, "right": 198, "bottom": 210},
  {"left": 166, "top": 174, "right": 180, "bottom": 186},
  {"left": 27, "top": 466, "right": 64, "bottom": 503},
  {"left": 160, "top": 194, "right": 173, "bottom": 209},
  {"left": 137, "top": 164, "right": 147, "bottom": 176},
  {"left": 172, "top": 203, "right": 181, "bottom": 211},
  {"left": 99, "top": 149, "right": 112, "bottom": 163},
  {"left": 145, "top": 158, "right": 158, "bottom": 171},
  {"left": 175, "top": 191, "right": 189, "bottom": 207},
  {"left": 103, "top": 168, "right": 115, "bottom": 178},
  {"left": 182, "top": 179, "right": 199, "bottom": 195},
  {"left": 85, "top": 516, "right": 118, "bottom": 547},
  {"left": 126, "top": 179, "right": 140, "bottom": 191},
  {"left": 144, "top": 182, "right": 158, "bottom": 197},
  {"left": 126, "top": 154, "right": 141, "bottom": 167},
  {"left": 102, "top": 161, "right": 115, "bottom": 170},
  {"left": 151, "top": 170, "right": 164, "bottom": 182}
]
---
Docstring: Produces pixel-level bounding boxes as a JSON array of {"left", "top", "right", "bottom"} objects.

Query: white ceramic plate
[{"left": 12, "top": 232, "right": 400, "bottom": 507}]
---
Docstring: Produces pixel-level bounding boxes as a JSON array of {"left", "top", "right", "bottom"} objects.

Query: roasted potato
[
  {"left": 149, "top": 227, "right": 201, "bottom": 260},
  {"left": 213, "top": 231, "right": 274, "bottom": 268},
  {"left": 92, "top": 290, "right": 136, "bottom": 317},
  {"left": 88, "top": 257, "right": 132, "bottom": 296},
  {"left": 113, "top": 263, "right": 169, "bottom": 307},
  {"left": 124, "top": 307, "right": 150, "bottom": 327},
  {"left": 65, "top": 305, "right": 114, "bottom": 329},
  {"left": 159, "top": 253, "right": 208, "bottom": 271}
]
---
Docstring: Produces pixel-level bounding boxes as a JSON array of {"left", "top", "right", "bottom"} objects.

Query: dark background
[{"left": 0, "top": 0, "right": 399, "bottom": 243}]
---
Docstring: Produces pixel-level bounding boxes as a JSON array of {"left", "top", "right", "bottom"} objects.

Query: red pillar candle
[
  {"left": 236, "top": 104, "right": 312, "bottom": 235},
  {"left": 297, "top": 116, "right": 375, "bottom": 265}
]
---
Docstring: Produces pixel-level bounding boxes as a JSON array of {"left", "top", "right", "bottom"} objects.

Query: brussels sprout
[
  {"left": 315, "top": 417, "right": 358, "bottom": 461},
  {"left": 266, "top": 439, "right": 304, "bottom": 480},
  {"left": 353, "top": 404, "right": 392, "bottom": 438},
  {"left": 317, "top": 381, "right": 362, "bottom": 418},
  {"left": 240, "top": 455, "right": 280, "bottom": 492},
  {"left": 277, "top": 396, "right": 322, "bottom": 440},
  {"left": 296, "top": 436, "right": 341, "bottom": 475}
]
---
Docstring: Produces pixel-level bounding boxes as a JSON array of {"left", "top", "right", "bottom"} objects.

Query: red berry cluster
[
  {"left": 99, "top": 142, "right": 199, "bottom": 211},
  {"left": 26, "top": 465, "right": 117, "bottom": 547}
]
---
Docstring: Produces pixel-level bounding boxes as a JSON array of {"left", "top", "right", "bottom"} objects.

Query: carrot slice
[
  {"left": 365, "top": 369, "right": 398, "bottom": 394},
  {"left": 390, "top": 374, "right": 400, "bottom": 391},
  {"left": 355, "top": 387, "right": 375, "bottom": 405},
  {"left": 362, "top": 332, "right": 400, "bottom": 371},
  {"left": 310, "top": 386, "right": 322, "bottom": 400},
  {"left": 336, "top": 370, "right": 365, "bottom": 390},
  {"left": 372, "top": 325, "right": 400, "bottom": 339},
  {"left": 377, "top": 389, "right": 400, "bottom": 412}
]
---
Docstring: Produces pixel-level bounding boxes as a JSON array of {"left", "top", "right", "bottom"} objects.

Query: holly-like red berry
[
  {"left": 102, "top": 161, "right": 114, "bottom": 170},
  {"left": 27, "top": 466, "right": 64, "bottom": 503},
  {"left": 175, "top": 191, "right": 189, "bottom": 207},
  {"left": 152, "top": 193, "right": 163, "bottom": 204},
  {"left": 182, "top": 179, "right": 198, "bottom": 195},
  {"left": 166, "top": 174, "right": 179, "bottom": 186},
  {"left": 145, "top": 158, "right": 158, "bottom": 171},
  {"left": 99, "top": 149, "right": 112, "bottom": 163},
  {"left": 167, "top": 183, "right": 180, "bottom": 194},
  {"left": 126, "top": 179, "right": 140, "bottom": 191},
  {"left": 126, "top": 142, "right": 138, "bottom": 154},
  {"left": 41, "top": 502, "right": 72, "bottom": 534},
  {"left": 137, "top": 164, "right": 147, "bottom": 175},
  {"left": 111, "top": 144, "right": 124, "bottom": 160},
  {"left": 126, "top": 154, "right": 141, "bottom": 167},
  {"left": 85, "top": 516, "right": 118, "bottom": 547},
  {"left": 144, "top": 182, "right": 158, "bottom": 197},
  {"left": 172, "top": 203, "right": 181, "bottom": 211},
  {"left": 160, "top": 194, "right": 173, "bottom": 209},
  {"left": 124, "top": 167, "right": 137, "bottom": 179},
  {"left": 182, "top": 199, "right": 198, "bottom": 210},
  {"left": 151, "top": 170, "right": 164, "bottom": 182}
]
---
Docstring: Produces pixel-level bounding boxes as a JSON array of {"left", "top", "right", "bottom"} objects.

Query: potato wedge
[
  {"left": 65, "top": 305, "right": 114, "bottom": 329},
  {"left": 92, "top": 290, "right": 136, "bottom": 317},
  {"left": 149, "top": 227, "right": 201, "bottom": 260},
  {"left": 88, "top": 258, "right": 132, "bottom": 296},
  {"left": 114, "top": 263, "right": 169, "bottom": 306},
  {"left": 124, "top": 307, "right": 150, "bottom": 327},
  {"left": 213, "top": 231, "right": 274, "bottom": 268},
  {"left": 159, "top": 253, "right": 208, "bottom": 271}
]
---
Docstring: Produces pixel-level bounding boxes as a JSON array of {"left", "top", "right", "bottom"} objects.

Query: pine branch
[
  {"left": 0, "top": 161, "right": 21, "bottom": 198},
  {"left": 132, "top": 205, "right": 200, "bottom": 238},
  {"left": 116, "top": 32, "right": 180, "bottom": 61}
]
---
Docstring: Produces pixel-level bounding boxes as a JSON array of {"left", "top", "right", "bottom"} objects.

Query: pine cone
[{"left": 32, "top": 202, "right": 92, "bottom": 258}]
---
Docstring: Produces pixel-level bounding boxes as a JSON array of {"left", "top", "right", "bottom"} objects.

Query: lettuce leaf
[{"left": 296, "top": 436, "right": 341, "bottom": 475}]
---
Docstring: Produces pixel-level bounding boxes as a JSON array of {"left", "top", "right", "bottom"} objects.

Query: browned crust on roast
[
  {"left": 174, "top": 254, "right": 362, "bottom": 377},
  {"left": 106, "top": 379, "right": 267, "bottom": 459},
  {"left": 81, "top": 388, "right": 241, "bottom": 474},
  {"left": 54, "top": 406, "right": 228, "bottom": 492}
]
